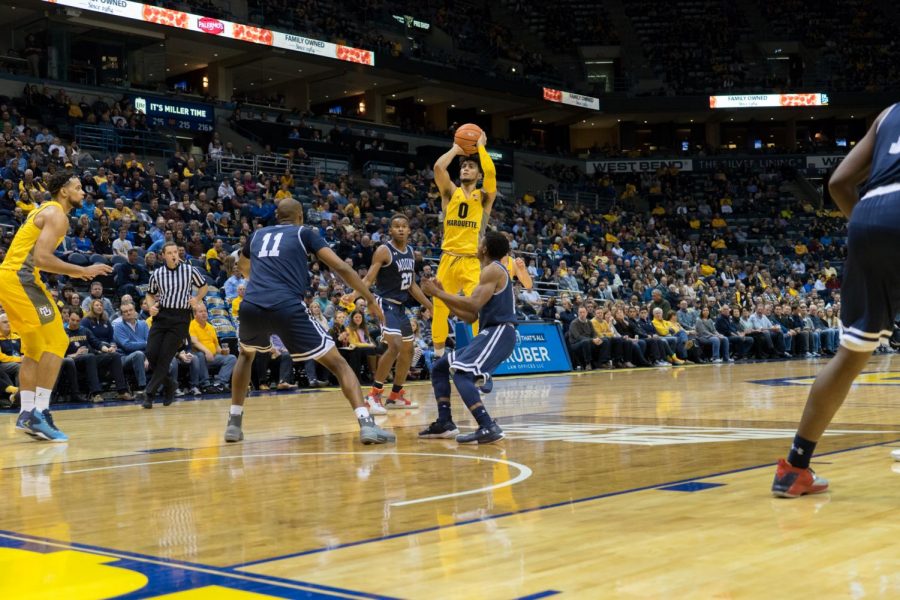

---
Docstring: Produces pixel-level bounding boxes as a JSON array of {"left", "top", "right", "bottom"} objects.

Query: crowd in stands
[{"left": 0, "top": 78, "right": 879, "bottom": 410}]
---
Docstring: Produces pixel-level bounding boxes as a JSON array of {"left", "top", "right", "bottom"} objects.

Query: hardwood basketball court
[{"left": 3, "top": 357, "right": 900, "bottom": 599}]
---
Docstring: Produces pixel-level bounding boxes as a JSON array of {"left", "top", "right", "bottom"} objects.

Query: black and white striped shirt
[{"left": 148, "top": 261, "right": 206, "bottom": 309}]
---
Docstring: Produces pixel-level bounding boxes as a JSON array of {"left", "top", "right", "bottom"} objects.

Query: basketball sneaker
[
  {"left": 29, "top": 409, "right": 69, "bottom": 443},
  {"left": 224, "top": 414, "right": 244, "bottom": 443},
  {"left": 418, "top": 419, "right": 460, "bottom": 439},
  {"left": 385, "top": 389, "right": 419, "bottom": 409},
  {"left": 771, "top": 458, "right": 829, "bottom": 498},
  {"left": 456, "top": 422, "right": 504, "bottom": 445},
  {"left": 15, "top": 409, "right": 38, "bottom": 438},
  {"left": 365, "top": 391, "right": 387, "bottom": 415},
  {"left": 359, "top": 419, "right": 396, "bottom": 444},
  {"left": 475, "top": 373, "right": 493, "bottom": 394}
]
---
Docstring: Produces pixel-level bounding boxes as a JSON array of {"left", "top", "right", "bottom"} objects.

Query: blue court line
[
  {"left": 0, "top": 530, "right": 401, "bottom": 600},
  {"left": 514, "top": 591, "right": 561, "bottom": 600},
  {"left": 228, "top": 435, "right": 900, "bottom": 569}
]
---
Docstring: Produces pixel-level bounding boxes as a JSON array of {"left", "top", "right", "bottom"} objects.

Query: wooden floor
[{"left": 4, "top": 356, "right": 900, "bottom": 599}]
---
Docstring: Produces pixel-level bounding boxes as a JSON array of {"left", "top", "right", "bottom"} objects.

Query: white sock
[
  {"left": 20, "top": 391, "right": 35, "bottom": 414},
  {"left": 434, "top": 347, "right": 445, "bottom": 358},
  {"left": 35, "top": 387, "right": 53, "bottom": 412},
  {"left": 355, "top": 406, "right": 370, "bottom": 420},
  {"left": 229, "top": 405, "right": 243, "bottom": 416}
]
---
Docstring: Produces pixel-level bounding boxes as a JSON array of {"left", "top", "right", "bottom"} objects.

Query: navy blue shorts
[
  {"left": 377, "top": 297, "right": 413, "bottom": 341},
  {"left": 238, "top": 300, "right": 334, "bottom": 361},
  {"left": 840, "top": 192, "right": 900, "bottom": 351},
  {"left": 449, "top": 323, "right": 517, "bottom": 377}
]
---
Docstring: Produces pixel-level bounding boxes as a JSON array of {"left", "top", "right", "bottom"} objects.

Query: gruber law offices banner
[
  {"left": 44, "top": 0, "right": 374, "bottom": 66},
  {"left": 454, "top": 321, "right": 573, "bottom": 376}
]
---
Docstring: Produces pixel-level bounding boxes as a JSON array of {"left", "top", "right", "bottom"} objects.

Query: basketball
[{"left": 454, "top": 123, "right": 483, "bottom": 155}]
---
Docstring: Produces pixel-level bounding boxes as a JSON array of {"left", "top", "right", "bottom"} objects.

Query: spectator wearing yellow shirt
[
  {"left": 17, "top": 169, "right": 44, "bottom": 214},
  {"left": 279, "top": 169, "right": 294, "bottom": 189},
  {"left": 68, "top": 100, "right": 83, "bottom": 119},
  {"left": 125, "top": 153, "right": 144, "bottom": 172},
  {"left": 711, "top": 238, "right": 727, "bottom": 250},
  {"left": 711, "top": 214, "right": 727, "bottom": 228},
  {"left": 274, "top": 181, "right": 293, "bottom": 201},
  {"left": 689, "top": 217, "right": 701, "bottom": 230},
  {"left": 523, "top": 191, "right": 536, "bottom": 205},
  {"left": 591, "top": 307, "right": 634, "bottom": 367},
  {"left": 93, "top": 167, "right": 108, "bottom": 188},
  {"left": 231, "top": 284, "right": 245, "bottom": 318},
  {"left": 794, "top": 242, "right": 808, "bottom": 256},
  {"left": 651, "top": 205, "right": 666, "bottom": 216},
  {"left": 183, "top": 158, "right": 203, "bottom": 180},
  {"left": 699, "top": 261, "right": 716, "bottom": 277},
  {"left": 109, "top": 198, "right": 135, "bottom": 222},
  {"left": 189, "top": 304, "right": 236, "bottom": 392},
  {"left": 205, "top": 238, "right": 225, "bottom": 272},
  {"left": 0, "top": 313, "right": 21, "bottom": 401},
  {"left": 652, "top": 307, "right": 692, "bottom": 359}
]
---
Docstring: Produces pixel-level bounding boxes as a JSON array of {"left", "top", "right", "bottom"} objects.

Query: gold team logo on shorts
[{"left": 38, "top": 305, "right": 53, "bottom": 319}]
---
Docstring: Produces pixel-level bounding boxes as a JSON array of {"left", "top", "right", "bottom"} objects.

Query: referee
[{"left": 142, "top": 242, "right": 207, "bottom": 409}]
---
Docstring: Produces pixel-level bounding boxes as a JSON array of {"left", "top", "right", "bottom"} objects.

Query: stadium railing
[{"left": 75, "top": 124, "right": 177, "bottom": 158}]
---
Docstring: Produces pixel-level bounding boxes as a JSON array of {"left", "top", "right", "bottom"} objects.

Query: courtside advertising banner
[
  {"left": 709, "top": 93, "right": 829, "bottom": 109},
  {"left": 43, "top": 0, "right": 374, "bottom": 66},
  {"left": 455, "top": 321, "right": 573, "bottom": 375}
]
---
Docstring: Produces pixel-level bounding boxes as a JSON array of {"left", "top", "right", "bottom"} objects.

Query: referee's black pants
[{"left": 146, "top": 308, "right": 191, "bottom": 398}]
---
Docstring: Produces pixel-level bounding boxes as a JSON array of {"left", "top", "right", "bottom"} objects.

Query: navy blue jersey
[
  {"left": 242, "top": 225, "right": 327, "bottom": 308},
  {"left": 375, "top": 242, "right": 415, "bottom": 303},
  {"left": 479, "top": 262, "right": 517, "bottom": 327},
  {"left": 863, "top": 103, "right": 900, "bottom": 194}
]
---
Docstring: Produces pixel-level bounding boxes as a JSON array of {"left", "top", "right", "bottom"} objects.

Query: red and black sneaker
[{"left": 771, "top": 458, "right": 829, "bottom": 498}]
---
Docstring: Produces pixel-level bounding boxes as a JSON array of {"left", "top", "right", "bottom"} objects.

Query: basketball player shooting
[{"left": 431, "top": 127, "right": 497, "bottom": 359}]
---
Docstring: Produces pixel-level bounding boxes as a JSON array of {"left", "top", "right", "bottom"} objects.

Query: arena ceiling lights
[
  {"left": 709, "top": 93, "right": 829, "bottom": 109},
  {"left": 43, "top": 0, "right": 374, "bottom": 66}
]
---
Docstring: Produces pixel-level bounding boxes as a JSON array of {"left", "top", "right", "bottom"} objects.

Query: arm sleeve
[{"left": 477, "top": 145, "right": 497, "bottom": 194}]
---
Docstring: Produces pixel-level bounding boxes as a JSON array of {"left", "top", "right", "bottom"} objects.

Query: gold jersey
[
  {"left": 0, "top": 201, "right": 64, "bottom": 277},
  {"left": 442, "top": 187, "right": 485, "bottom": 255}
]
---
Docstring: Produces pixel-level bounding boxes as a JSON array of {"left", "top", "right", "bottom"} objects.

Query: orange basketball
[{"left": 454, "top": 123, "right": 483, "bottom": 155}]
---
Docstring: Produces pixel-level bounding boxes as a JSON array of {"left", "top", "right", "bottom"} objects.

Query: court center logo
[{"left": 490, "top": 422, "right": 896, "bottom": 446}]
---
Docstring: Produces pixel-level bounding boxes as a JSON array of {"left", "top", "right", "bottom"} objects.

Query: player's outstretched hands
[
  {"left": 369, "top": 301, "right": 385, "bottom": 326},
  {"left": 79, "top": 263, "right": 114, "bottom": 280},
  {"left": 421, "top": 278, "right": 444, "bottom": 297},
  {"left": 452, "top": 143, "right": 467, "bottom": 156}
]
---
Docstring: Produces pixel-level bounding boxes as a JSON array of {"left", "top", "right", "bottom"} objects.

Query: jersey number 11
[{"left": 258, "top": 233, "right": 283, "bottom": 258}]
